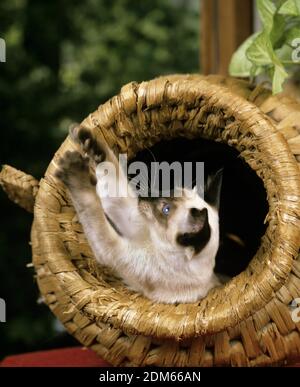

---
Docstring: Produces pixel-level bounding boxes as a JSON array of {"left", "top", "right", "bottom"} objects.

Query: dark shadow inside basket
[{"left": 129, "top": 137, "right": 269, "bottom": 278}]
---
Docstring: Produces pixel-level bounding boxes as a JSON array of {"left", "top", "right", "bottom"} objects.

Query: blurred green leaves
[
  {"left": 278, "top": 0, "right": 300, "bottom": 15},
  {"left": 0, "top": 0, "right": 199, "bottom": 357},
  {"left": 59, "top": 0, "right": 199, "bottom": 114}
]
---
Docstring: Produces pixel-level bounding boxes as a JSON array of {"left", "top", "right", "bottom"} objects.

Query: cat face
[
  {"left": 138, "top": 170, "right": 222, "bottom": 260},
  {"left": 139, "top": 189, "right": 213, "bottom": 256}
]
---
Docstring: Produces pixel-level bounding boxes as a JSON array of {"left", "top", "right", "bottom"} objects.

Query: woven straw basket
[{"left": 1, "top": 74, "right": 300, "bottom": 367}]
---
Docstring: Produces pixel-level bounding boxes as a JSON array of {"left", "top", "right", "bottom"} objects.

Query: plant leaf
[
  {"left": 229, "top": 0, "right": 299, "bottom": 95},
  {"left": 278, "top": 0, "right": 300, "bottom": 15},
  {"left": 285, "top": 25, "right": 300, "bottom": 41},
  {"left": 256, "top": 0, "right": 277, "bottom": 32},
  {"left": 272, "top": 64, "right": 289, "bottom": 93},
  {"left": 275, "top": 27, "right": 300, "bottom": 63},
  {"left": 229, "top": 32, "right": 261, "bottom": 77},
  {"left": 275, "top": 43, "right": 294, "bottom": 62},
  {"left": 270, "top": 13, "right": 286, "bottom": 46},
  {"left": 246, "top": 32, "right": 274, "bottom": 66},
  {"left": 250, "top": 64, "right": 265, "bottom": 79}
]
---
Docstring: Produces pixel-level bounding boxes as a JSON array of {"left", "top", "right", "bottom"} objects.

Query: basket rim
[{"left": 33, "top": 76, "right": 300, "bottom": 340}]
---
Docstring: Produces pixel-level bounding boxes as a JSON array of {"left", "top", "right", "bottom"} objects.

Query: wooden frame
[{"left": 201, "top": 0, "right": 253, "bottom": 75}]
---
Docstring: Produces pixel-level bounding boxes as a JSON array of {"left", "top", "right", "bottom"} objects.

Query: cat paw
[
  {"left": 55, "top": 150, "right": 93, "bottom": 188},
  {"left": 69, "top": 124, "right": 106, "bottom": 164}
]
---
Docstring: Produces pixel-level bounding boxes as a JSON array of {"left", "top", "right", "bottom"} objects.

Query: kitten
[{"left": 55, "top": 126, "right": 223, "bottom": 303}]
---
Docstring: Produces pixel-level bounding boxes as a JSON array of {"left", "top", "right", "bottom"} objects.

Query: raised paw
[
  {"left": 55, "top": 150, "right": 94, "bottom": 189},
  {"left": 69, "top": 124, "right": 106, "bottom": 165}
]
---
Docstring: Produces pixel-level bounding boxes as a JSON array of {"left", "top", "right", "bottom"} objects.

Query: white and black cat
[{"left": 55, "top": 126, "right": 223, "bottom": 303}]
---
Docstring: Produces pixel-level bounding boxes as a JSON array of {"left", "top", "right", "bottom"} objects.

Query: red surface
[
  {"left": 0, "top": 347, "right": 111, "bottom": 367},
  {"left": 1, "top": 347, "right": 300, "bottom": 367}
]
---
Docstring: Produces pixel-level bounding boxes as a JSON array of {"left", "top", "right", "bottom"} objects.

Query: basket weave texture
[{"left": 1, "top": 75, "right": 300, "bottom": 366}]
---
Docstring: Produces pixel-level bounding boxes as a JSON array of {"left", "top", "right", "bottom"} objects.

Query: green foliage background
[{"left": 0, "top": 0, "right": 199, "bottom": 358}]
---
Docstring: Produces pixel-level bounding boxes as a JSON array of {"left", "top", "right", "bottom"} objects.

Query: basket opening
[{"left": 129, "top": 137, "right": 269, "bottom": 278}]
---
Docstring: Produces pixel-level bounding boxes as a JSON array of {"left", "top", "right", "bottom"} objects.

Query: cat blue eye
[{"left": 162, "top": 203, "right": 171, "bottom": 215}]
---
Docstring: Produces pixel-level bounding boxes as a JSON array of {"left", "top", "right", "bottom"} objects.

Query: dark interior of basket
[{"left": 129, "top": 137, "right": 269, "bottom": 277}]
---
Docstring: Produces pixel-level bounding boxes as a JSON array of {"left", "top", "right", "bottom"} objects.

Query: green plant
[{"left": 229, "top": 0, "right": 300, "bottom": 93}]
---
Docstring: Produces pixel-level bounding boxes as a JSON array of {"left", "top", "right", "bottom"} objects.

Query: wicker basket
[{"left": 1, "top": 75, "right": 300, "bottom": 366}]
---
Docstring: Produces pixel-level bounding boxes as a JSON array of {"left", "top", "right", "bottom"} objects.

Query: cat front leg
[
  {"left": 55, "top": 150, "right": 123, "bottom": 265},
  {"left": 69, "top": 124, "right": 116, "bottom": 167},
  {"left": 69, "top": 125, "right": 130, "bottom": 197},
  {"left": 69, "top": 125, "right": 145, "bottom": 240}
]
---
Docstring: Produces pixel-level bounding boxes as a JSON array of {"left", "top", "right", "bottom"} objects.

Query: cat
[{"left": 55, "top": 125, "right": 223, "bottom": 303}]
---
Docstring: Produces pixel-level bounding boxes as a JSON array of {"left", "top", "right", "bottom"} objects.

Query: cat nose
[{"left": 190, "top": 207, "right": 207, "bottom": 219}]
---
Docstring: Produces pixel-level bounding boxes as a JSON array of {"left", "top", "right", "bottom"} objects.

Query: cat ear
[{"left": 205, "top": 168, "right": 223, "bottom": 210}]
